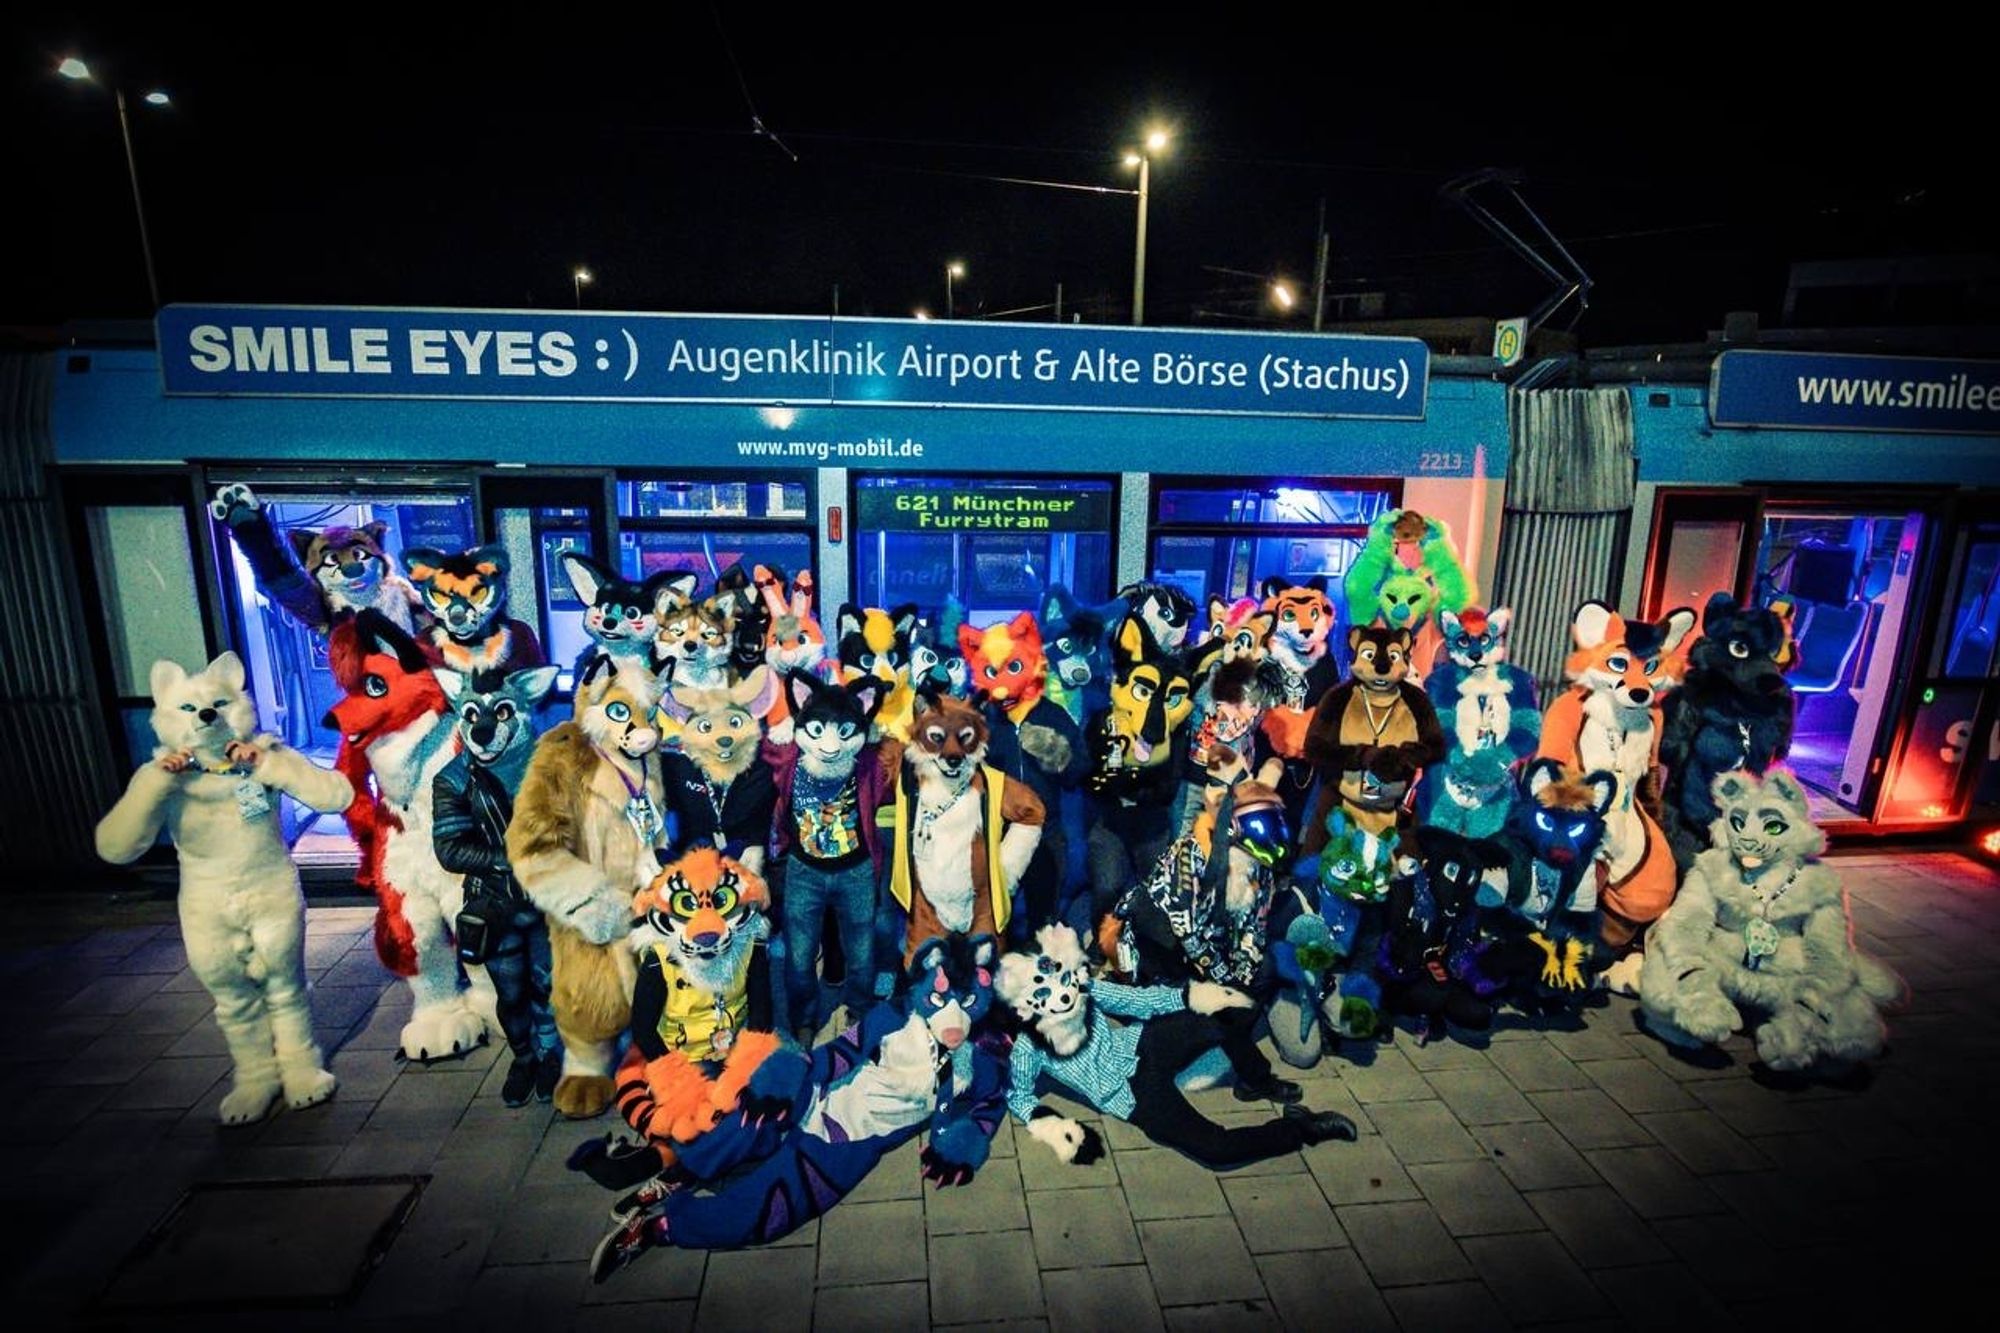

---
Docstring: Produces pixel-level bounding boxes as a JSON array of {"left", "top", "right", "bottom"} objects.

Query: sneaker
[
  {"left": 534, "top": 1053, "right": 561, "bottom": 1102},
  {"left": 610, "top": 1170, "right": 685, "bottom": 1222},
  {"left": 589, "top": 1210, "right": 658, "bottom": 1284},
  {"left": 1283, "top": 1102, "right": 1359, "bottom": 1145},
  {"left": 501, "top": 1055, "right": 538, "bottom": 1108},
  {"left": 1233, "top": 1073, "right": 1305, "bottom": 1105}
]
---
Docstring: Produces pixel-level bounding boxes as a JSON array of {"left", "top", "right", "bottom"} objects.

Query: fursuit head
[
  {"left": 786, "top": 669, "right": 882, "bottom": 781},
  {"left": 402, "top": 544, "right": 514, "bottom": 645},
  {"left": 1117, "top": 580, "right": 1198, "bottom": 652},
  {"left": 657, "top": 666, "right": 780, "bottom": 785},
  {"left": 630, "top": 844, "right": 773, "bottom": 997},
  {"left": 575, "top": 653, "right": 670, "bottom": 757},
  {"left": 756, "top": 565, "right": 827, "bottom": 678},
  {"left": 1104, "top": 614, "right": 1194, "bottom": 769},
  {"left": 836, "top": 602, "right": 921, "bottom": 735},
  {"left": 654, "top": 589, "right": 736, "bottom": 692},
  {"left": 561, "top": 552, "right": 696, "bottom": 663},
  {"left": 290, "top": 517, "right": 416, "bottom": 623},
  {"left": 434, "top": 664, "right": 560, "bottom": 771}
]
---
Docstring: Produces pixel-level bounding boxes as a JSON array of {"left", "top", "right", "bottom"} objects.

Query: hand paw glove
[
  {"left": 1530, "top": 932, "right": 1564, "bottom": 987},
  {"left": 1026, "top": 1109, "right": 1105, "bottom": 1166},
  {"left": 920, "top": 1145, "right": 976, "bottom": 1187},
  {"left": 1188, "top": 981, "right": 1253, "bottom": 1016}
]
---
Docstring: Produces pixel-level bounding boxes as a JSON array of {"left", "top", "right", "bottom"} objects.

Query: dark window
[{"left": 614, "top": 473, "right": 816, "bottom": 592}]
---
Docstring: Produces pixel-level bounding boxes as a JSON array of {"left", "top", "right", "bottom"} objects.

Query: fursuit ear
[
  {"left": 511, "top": 665, "right": 561, "bottom": 705},
  {"left": 656, "top": 685, "right": 693, "bottom": 724},
  {"left": 956, "top": 624, "right": 985, "bottom": 662},
  {"left": 1659, "top": 606, "right": 1699, "bottom": 654},
  {"left": 359, "top": 520, "right": 390, "bottom": 550},
  {"left": 1439, "top": 608, "right": 1463, "bottom": 639},
  {"left": 910, "top": 936, "right": 949, "bottom": 979},
  {"left": 1762, "top": 767, "right": 1809, "bottom": 811},
  {"left": 1767, "top": 597, "right": 1795, "bottom": 628},
  {"left": 968, "top": 933, "right": 999, "bottom": 972},
  {"left": 654, "top": 572, "right": 699, "bottom": 616},
  {"left": 561, "top": 552, "right": 605, "bottom": 605},
  {"left": 889, "top": 603, "right": 921, "bottom": 645},
  {"left": 287, "top": 527, "right": 320, "bottom": 564},
  {"left": 1006, "top": 609, "right": 1039, "bottom": 643},
  {"left": 1571, "top": 601, "right": 1617, "bottom": 649},
  {"left": 849, "top": 678, "right": 883, "bottom": 722},
  {"left": 1390, "top": 628, "right": 1413, "bottom": 652},
  {"left": 577, "top": 652, "right": 615, "bottom": 694},
  {"left": 1711, "top": 769, "right": 1758, "bottom": 807},
  {"left": 993, "top": 951, "right": 1036, "bottom": 1006},
  {"left": 733, "top": 666, "right": 779, "bottom": 717},
  {"left": 1702, "top": 590, "right": 1740, "bottom": 631},
  {"left": 1583, "top": 769, "right": 1619, "bottom": 815},
  {"left": 1522, "top": 757, "right": 1562, "bottom": 801},
  {"left": 785, "top": 668, "right": 822, "bottom": 718},
  {"left": 836, "top": 602, "right": 865, "bottom": 644},
  {"left": 1306, "top": 575, "right": 1329, "bottom": 594},
  {"left": 1186, "top": 634, "right": 1225, "bottom": 680},
  {"left": 1488, "top": 607, "right": 1514, "bottom": 638},
  {"left": 149, "top": 658, "right": 188, "bottom": 700},
  {"left": 470, "top": 543, "right": 509, "bottom": 578},
  {"left": 1116, "top": 613, "right": 1157, "bottom": 666},
  {"left": 432, "top": 667, "right": 467, "bottom": 707},
  {"left": 355, "top": 607, "right": 430, "bottom": 673},
  {"left": 1041, "top": 588, "right": 1066, "bottom": 629},
  {"left": 401, "top": 547, "right": 446, "bottom": 583},
  {"left": 1347, "top": 625, "right": 1365, "bottom": 654},
  {"left": 207, "top": 650, "right": 247, "bottom": 693}
]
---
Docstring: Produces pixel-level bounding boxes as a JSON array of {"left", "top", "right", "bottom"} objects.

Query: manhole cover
[{"left": 99, "top": 1175, "right": 425, "bottom": 1311}]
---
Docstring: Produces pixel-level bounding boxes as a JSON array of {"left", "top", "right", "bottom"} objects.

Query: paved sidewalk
[{"left": 4, "top": 851, "right": 1995, "bottom": 1330}]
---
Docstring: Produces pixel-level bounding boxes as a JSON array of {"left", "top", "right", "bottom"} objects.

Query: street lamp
[
  {"left": 946, "top": 261, "right": 965, "bottom": 319},
  {"left": 1124, "top": 127, "right": 1170, "bottom": 325},
  {"left": 914, "top": 308, "right": 932, "bottom": 321},
  {"left": 1271, "top": 281, "right": 1296, "bottom": 312},
  {"left": 573, "top": 266, "right": 593, "bottom": 308},
  {"left": 58, "top": 56, "right": 168, "bottom": 310}
]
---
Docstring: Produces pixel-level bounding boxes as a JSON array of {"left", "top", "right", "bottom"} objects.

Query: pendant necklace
[{"left": 597, "top": 745, "right": 661, "bottom": 842}]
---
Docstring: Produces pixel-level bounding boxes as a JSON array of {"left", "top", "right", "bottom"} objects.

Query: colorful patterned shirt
[{"left": 1005, "top": 981, "right": 1187, "bottom": 1124}]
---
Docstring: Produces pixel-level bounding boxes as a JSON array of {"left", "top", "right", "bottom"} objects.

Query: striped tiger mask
[{"left": 631, "top": 846, "right": 772, "bottom": 968}]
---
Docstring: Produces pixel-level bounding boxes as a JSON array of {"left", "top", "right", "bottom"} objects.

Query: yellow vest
[
  {"left": 648, "top": 942, "right": 753, "bottom": 1061},
  {"left": 887, "top": 766, "right": 1013, "bottom": 933}
]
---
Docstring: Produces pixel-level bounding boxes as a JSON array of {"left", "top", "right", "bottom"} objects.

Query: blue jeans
[{"left": 780, "top": 855, "right": 878, "bottom": 1029}]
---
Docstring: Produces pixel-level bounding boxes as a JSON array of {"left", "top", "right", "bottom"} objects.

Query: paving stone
[
  {"left": 845, "top": 1132, "right": 925, "bottom": 1201},
  {"left": 124, "top": 989, "right": 220, "bottom": 1036},
  {"left": 1409, "top": 1159, "right": 1543, "bottom": 1235},
  {"left": 1463, "top": 1230, "right": 1611, "bottom": 1323},
  {"left": 697, "top": 1246, "right": 815, "bottom": 1333},
  {"left": 1043, "top": 1265, "right": 1164, "bottom": 1333},
  {"left": 1688, "top": 1078, "right": 1815, "bottom": 1137},
  {"left": 1579, "top": 1059, "right": 1701, "bottom": 1115},
  {"left": 1631, "top": 1109, "right": 1771, "bottom": 1175},
  {"left": 1254, "top": 1248, "right": 1395, "bottom": 1333},
  {"left": 1621, "top": 1029, "right": 1754, "bottom": 1083},
  {"left": 1702, "top": 1170, "right": 1851, "bottom": 1248},
  {"left": 1330, "top": 1046, "right": 1434, "bottom": 1103},
  {"left": 1425, "top": 1068, "right": 1542, "bottom": 1124},
  {"left": 1398, "top": 1036, "right": 1494, "bottom": 1072},
  {"left": 932, "top": 1228, "right": 1044, "bottom": 1324},
  {"left": 1161, "top": 1302, "right": 1280, "bottom": 1332},
  {"left": 1367, "top": 1099, "right": 1484, "bottom": 1164},
  {"left": 108, "top": 937, "right": 189, "bottom": 974},
  {"left": 1583, "top": 1144, "right": 1729, "bottom": 1219},
  {"left": 484, "top": 1182, "right": 609, "bottom": 1264},
  {"left": 1380, "top": 1280, "right": 1516, "bottom": 1333},
  {"left": 1527, "top": 1186, "right": 1669, "bottom": 1268},
  {"left": 1528, "top": 1089, "right": 1657, "bottom": 1151},
  {"left": 926, "top": 1153, "right": 1030, "bottom": 1235},
  {"left": 1335, "top": 1200, "right": 1473, "bottom": 1287},
  {"left": 1017, "top": 1120, "right": 1119, "bottom": 1192},
  {"left": 1486, "top": 1037, "right": 1593, "bottom": 1092},
  {"left": 103, "top": 1055, "right": 231, "bottom": 1111},
  {"left": 565, "top": 1300, "right": 697, "bottom": 1332},
  {"left": 1220, "top": 1173, "right": 1346, "bottom": 1253},
  {"left": 1301, "top": 1135, "right": 1422, "bottom": 1205},
  {"left": 818, "top": 1199, "right": 927, "bottom": 1287},
  {"left": 1471, "top": 1121, "right": 1603, "bottom": 1192},
  {"left": 1116, "top": 1146, "right": 1229, "bottom": 1219},
  {"left": 813, "top": 1280, "right": 931, "bottom": 1331},
  {"left": 1139, "top": 1215, "right": 1267, "bottom": 1305},
  {"left": 934, "top": 1322, "right": 1049, "bottom": 1333},
  {"left": 1651, "top": 1213, "right": 1800, "bottom": 1304},
  {"left": 1590, "top": 1261, "right": 1738, "bottom": 1328},
  {"left": 1027, "top": 1186, "right": 1144, "bottom": 1269},
  {"left": 1790, "top": 1098, "right": 1930, "bottom": 1162},
  {"left": 462, "top": 1260, "right": 588, "bottom": 1325},
  {"left": 1539, "top": 1015, "right": 1641, "bottom": 1062}
]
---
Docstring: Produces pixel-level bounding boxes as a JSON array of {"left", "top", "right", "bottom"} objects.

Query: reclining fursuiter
[
  {"left": 999, "top": 924, "right": 1357, "bottom": 1169},
  {"left": 96, "top": 651, "right": 353, "bottom": 1124},
  {"left": 1640, "top": 768, "right": 1904, "bottom": 1075}
]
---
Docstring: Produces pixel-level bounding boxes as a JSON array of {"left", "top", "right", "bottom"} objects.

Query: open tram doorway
[
  {"left": 1641, "top": 488, "right": 1933, "bottom": 827},
  {"left": 205, "top": 474, "right": 478, "bottom": 867}
]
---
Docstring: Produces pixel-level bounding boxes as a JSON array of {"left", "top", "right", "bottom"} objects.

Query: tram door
[
  {"left": 1641, "top": 488, "right": 1934, "bottom": 827},
  {"left": 476, "top": 471, "right": 616, "bottom": 697}
]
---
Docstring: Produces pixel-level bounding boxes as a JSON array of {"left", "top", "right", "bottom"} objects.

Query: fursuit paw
[
  {"left": 1017, "top": 722, "right": 1073, "bottom": 774},
  {"left": 1674, "top": 991, "right": 1743, "bottom": 1046},
  {"left": 919, "top": 1145, "right": 976, "bottom": 1188},
  {"left": 1188, "top": 981, "right": 1253, "bottom": 1016},
  {"left": 1599, "top": 952, "right": 1643, "bottom": 997},
  {"left": 281, "top": 1064, "right": 338, "bottom": 1111},
  {"left": 1026, "top": 1109, "right": 1104, "bottom": 1165},
  {"left": 555, "top": 1073, "right": 618, "bottom": 1120},
  {"left": 217, "top": 1078, "right": 282, "bottom": 1127},
  {"left": 733, "top": 1092, "right": 793, "bottom": 1133},
  {"left": 397, "top": 1002, "right": 488, "bottom": 1064},
  {"left": 208, "top": 481, "right": 261, "bottom": 525}
]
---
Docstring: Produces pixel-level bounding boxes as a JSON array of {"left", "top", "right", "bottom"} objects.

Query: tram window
[
  {"left": 1943, "top": 535, "right": 2000, "bottom": 678},
  {"left": 615, "top": 474, "right": 817, "bottom": 596},
  {"left": 86, "top": 505, "right": 209, "bottom": 699},
  {"left": 851, "top": 474, "right": 1115, "bottom": 627},
  {"left": 621, "top": 530, "right": 815, "bottom": 589},
  {"left": 493, "top": 505, "right": 595, "bottom": 687},
  {"left": 619, "top": 479, "right": 808, "bottom": 522},
  {"left": 1148, "top": 479, "right": 1395, "bottom": 630}
]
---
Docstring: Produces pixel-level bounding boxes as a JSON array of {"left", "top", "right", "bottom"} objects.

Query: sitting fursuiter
[
  {"left": 1658, "top": 593, "right": 1795, "bottom": 872},
  {"left": 1417, "top": 607, "right": 1540, "bottom": 840},
  {"left": 1343, "top": 509, "right": 1476, "bottom": 675},
  {"left": 590, "top": 935, "right": 1007, "bottom": 1275},
  {"left": 510, "top": 655, "right": 677, "bottom": 1117},
  {"left": 1083, "top": 616, "right": 1194, "bottom": 918},
  {"left": 96, "top": 652, "right": 353, "bottom": 1124},
  {"left": 430, "top": 664, "right": 565, "bottom": 1105},
  {"left": 208, "top": 483, "right": 423, "bottom": 635},
  {"left": 403, "top": 544, "right": 546, "bottom": 674},
  {"left": 1301, "top": 626, "right": 1446, "bottom": 848},
  {"left": 1481, "top": 759, "right": 1619, "bottom": 1001},
  {"left": 1000, "top": 925, "right": 1356, "bottom": 1169},
  {"left": 561, "top": 552, "right": 695, "bottom": 674},
  {"left": 328, "top": 611, "right": 490, "bottom": 1063},
  {"left": 1641, "top": 769, "right": 1902, "bottom": 1074},
  {"left": 608, "top": 847, "right": 804, "bottom": 1180},
  {"left": 1257, "top": 576, "right": 1342, "bottom": 825},
  {"left": 835, "top": 602, "right": 921, "bottom": 740},
  {"left": 884, "top": 692, "right": 1046, "bottom": 962},
  {"left": 1377, "top": 827, "right": 1511, "bottom": 1041},
  {"left": 1106, "top": 777, "right": 1289, "bottom": 996},
  {"left": 1268, "top": 809, "right": 1398, "bottom": 1067},
  {"left": 1537, "top": 601, "right": 1697, "bottom": 966}
]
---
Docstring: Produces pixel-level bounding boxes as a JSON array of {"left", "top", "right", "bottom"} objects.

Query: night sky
[{"left": 12, "top": 8, "right": 1994, "bottom": 342}]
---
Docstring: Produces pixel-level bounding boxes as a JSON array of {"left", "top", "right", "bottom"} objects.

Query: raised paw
[
  {"left": 397, "top": 1002, "right": 489, "bottom": 1064},
  {"left": 282, "top": 1065, "right": 338, "bottom": 1110},
  {"left": 209, "top": 482, "right": 261, "bottom": 524},
  {"left": 217, "top": 1079, "right": 282, "bottom": 1127}
]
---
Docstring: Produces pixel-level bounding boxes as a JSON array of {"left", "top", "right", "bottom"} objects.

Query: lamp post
[
  {"left": 1271, "top": 281, "right": 1296, "bottom": 316},
  {"left": 1124, "top": 128, "right": 1169, "bottom": 326},
  {"left": 573, "top": 266, "right": 593, "bottom": 308},
  {"left": 58, "top": 57, "right": 167, "bottom": 311},
  {"left": 946, "top": 261, "right": 965, "bottom": 319}
]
